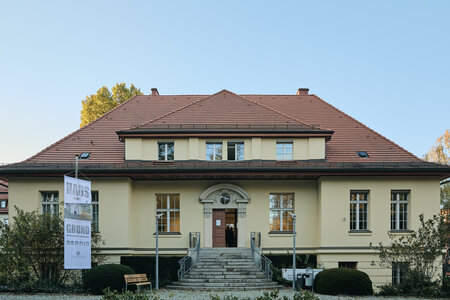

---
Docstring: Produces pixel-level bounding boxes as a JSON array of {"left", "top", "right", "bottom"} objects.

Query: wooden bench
[{"left": 124, "top": 274, "right": 152, "bottom": 291}]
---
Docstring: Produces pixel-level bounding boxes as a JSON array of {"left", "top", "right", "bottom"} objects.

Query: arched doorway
[{"left": 199, "top": 183, "right": 250, "bottom": 247}]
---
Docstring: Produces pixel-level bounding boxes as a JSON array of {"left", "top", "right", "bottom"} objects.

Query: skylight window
[{"left": 357, "top": 151, "right": 369, "bottom": 158}]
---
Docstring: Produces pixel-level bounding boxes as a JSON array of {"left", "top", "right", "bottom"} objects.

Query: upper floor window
[
  {"left": 0, "top": 200, "right": 7, "bottom": 209},
  {"left": 391, "top": 191, "right": 409, "bottom": 230},
  {"left": 158, "top": 142, "right": 174, "bottom": 161},
  {"left": 269, "top": 193, "right": 294, "bottom": 232},
  {"left": 92, "top": 191, "right": 99, "bottom": 232},
  {"left": 41, "top": 191, "right": 59, "bottom": 216},
  {"left": 156, "top": 194, "right": 180, "bottom": 233},
  {"left": 227, "top": 142, "right": 244, "bottom": 161},
  {"left": 350, "top": 191, "right": 369, "bottom": 231},
  {"left": 206, "top": 142, "right": 222, "bottom": 161},
  {"left": 276, "top": 142, "right": 293, "bottom": 160}
]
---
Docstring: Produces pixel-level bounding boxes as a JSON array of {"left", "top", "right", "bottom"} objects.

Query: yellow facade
[
  {"left": 7, "top": 174, "right": 441, "bottom": 286},
  {"left": 124, "top": 137, "right": 326, "bottom": 161}
]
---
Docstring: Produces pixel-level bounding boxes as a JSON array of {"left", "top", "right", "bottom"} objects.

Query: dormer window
[
  {"left": 158, "top": 142, "right": 174, "bottom": 161},
  {"left": 227, "top": 142, "right": 244, "bottom": 161},
  {"left": 276, "top": 141, "right": 293, "bottom": 160},
  {"left": 206, "top": 142, "right": 223, "bottom": 161},
  {"left": 357, "top": 151, "right": 369, "bottom": 158}
]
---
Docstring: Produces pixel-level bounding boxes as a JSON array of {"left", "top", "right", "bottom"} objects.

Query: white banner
[
  {"left": 64, "top": 176, "right": 92, "bottom": 269},
  {"left": 64, "top": 175, "right": 91, "bottom": 204},
  {"left": 282, "top": 268, "right": 323, "bottom": 282}
]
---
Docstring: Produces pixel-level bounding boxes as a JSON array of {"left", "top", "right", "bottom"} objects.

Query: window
[
  {"left": 41, "top": 191, "right": 59, "bottom": 216},
  {"left": 339, "top": 262, "right": 357, "bottom": 269},
  {"left": 350, "top": 191, "right": 369, "bottom": 231},
  {"left": 0, "top": 200, "right": 6, "bottom": 209},
  {"left": 391, "top": 191, "right": 409, "bottom": 230},
  {"left": 158, "top": 142, "right": 174, "bottom": 161},
  {"left": 227, "top": 142, "right": 244, "bottom": 161},
  {"left": 392, "top": 262, "right": 408, "bottom": 284},
  {"left": 156, "top": 194, "right": 180, "bottom": 232},
  {"left": 3, "top": 219, "right": 8, "bottom": 225},
  {"left": 206, "top": 142, "right": 222, "bottom": 161},
  {"left": 357, "top": 151, "right": 369, "bottom": 158},
  {"left": 92, "top": 191, "right": 99, "bottom": 232},
  {"left": 276, "top": 142, "right": 293, "bottom": 160},
  {"left": 269, "top": 193, "right": 294, "bottom": 232}
]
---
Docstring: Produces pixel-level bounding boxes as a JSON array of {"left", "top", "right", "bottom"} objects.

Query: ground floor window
[
  {"left": 91, "top": 191, "right": 99, "bottom": 232},
  {"left": 41, "top": 191, "right": 59, "bottom": 216},
  {"left": 156, "top": 194, "right": 180, "bottom": 232},
  {"left": 338, "top": 261, "right": 357, "bottom": 269},
  {"left": 269, "top": 193, "right": 294, "bottom": 232},
  {"left": 392, "top": 262, "right": 408, "bottom": 284}
]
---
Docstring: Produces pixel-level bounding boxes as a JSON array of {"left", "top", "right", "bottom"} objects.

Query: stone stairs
[{"left": 167, "top": 248, "right": 283, "bottom": 290}]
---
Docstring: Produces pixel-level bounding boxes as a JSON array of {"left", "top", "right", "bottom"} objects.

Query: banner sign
[{"left": 64, "top": 176, "right": 92, "bottom": 269}]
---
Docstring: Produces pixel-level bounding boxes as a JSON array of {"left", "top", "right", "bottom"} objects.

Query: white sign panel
[
  {"left": 64, "top": 176, "right": 92, "bottom": 269},
  {"left": 282, "top": 268, "right": 323, "bottom": 282},
  {"left": 64, "top": 175, "right": 91, "bottom": 204}
]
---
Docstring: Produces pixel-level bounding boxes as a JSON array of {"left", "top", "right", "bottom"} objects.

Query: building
[
  {"left": 0, "top": 180, "right": 7, "bottom": 224},
  {"left": 0, "top": 89, "right": 449, "bottom": 287}
]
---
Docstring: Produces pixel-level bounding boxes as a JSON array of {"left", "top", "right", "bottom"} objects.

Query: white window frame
[
  {"left": 269, "top": 193, "right": 294, "bottom": 232},
  {"left": 227, "top": 141, "right": 244, "bottom": 161},
  {"left": 41, "top": 191, "right": 59, "bottom": 216},
  {"left": 206, "top": 142, "right": 223, "bottom": 161},
  {"left": 156, "top": 194, "right": 180, "bottom": 233},
  {"left": 350, "top": 191, "right": 369, "bottom": 231},
  {"left": 276, "top": 142, "right": 293, "bottom": 160},
  {"left": 158, "top": 142, "right": 174, "bottom": 161},
  {"left": 91, "top": 191, "right": 99, "bottom": 232},
  {"left": 391, "top": 191, "right": 409, "bottom": 230}
]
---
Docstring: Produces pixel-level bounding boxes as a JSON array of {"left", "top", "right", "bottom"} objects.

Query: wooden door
[{"left": 212, "top": 209, "right": 226, "bottom": 247}]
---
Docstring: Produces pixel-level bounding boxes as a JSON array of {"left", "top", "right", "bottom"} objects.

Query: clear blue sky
[{"left": 0, "top": 1, "right": 449, "bottom": 164}]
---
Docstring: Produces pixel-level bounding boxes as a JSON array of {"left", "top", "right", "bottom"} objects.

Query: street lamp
[
  {"left": 75, "top": 152, "right": 90, "bottom": 178},
  {"left": 155, "top": 213, "right": 164, "bottom": 291},
  {"left": 288, "top": 212, "right": 297, "bottom": 291}
]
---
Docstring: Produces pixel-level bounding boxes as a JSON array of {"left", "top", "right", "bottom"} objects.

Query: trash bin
[{"left": 296, "top": 273, "right": 310, "bottom": 290}]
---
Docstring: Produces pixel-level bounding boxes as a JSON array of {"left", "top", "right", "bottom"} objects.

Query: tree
[
  {"left": 80, "top": 83, "right": 143, "bottom": 127},
  {"left": 424, "top": 129, "right": 449, "bottom": 165},
  {"left": 0, "top": 206, "right": 103, "bottom": 287},
  {"left": 423, "top": 129, "right": 450, "bottom": 210},
  {"left": 372, "top": 214, "right": 446, "bottom": 295}
]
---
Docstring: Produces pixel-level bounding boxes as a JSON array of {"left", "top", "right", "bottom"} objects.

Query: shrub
[
  {"left": 314, "top": 268, "right": 373, "bottom": 295},
  {"left": 83, "top": 264, "right": 135, "bottom": 295}
]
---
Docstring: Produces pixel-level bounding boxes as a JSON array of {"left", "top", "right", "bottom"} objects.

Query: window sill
[
  {"left": 268, "top": 231, "right": 293, "bottom": 237},
  {"left": 389, "top": 230, "right": 413, "bottom": 235},
  {"left": 348, "top": 230, "right": 372, "bottom": 236},
  {"left": 153, "top": 232, "right": 182, "bottom": 238}
]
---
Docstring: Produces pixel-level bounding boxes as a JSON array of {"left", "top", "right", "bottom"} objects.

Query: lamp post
[
  {"left": 288, "top": 212, "right": 296, "bottom": 291},
  {"left": 75, "top": 152, "right": 91, "bottom": 178},
  {"left": 155, "top": 213, "right": 163, "bottom": 291}
]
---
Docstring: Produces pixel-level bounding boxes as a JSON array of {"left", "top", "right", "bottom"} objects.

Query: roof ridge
[
  {"left": 23, "top": 94, "right": 141, "bottom": 163},
  {"left": 309, "top": 94, "right": 421, "bottom": 161},
  {"left": 132, "top": 89, "right": 312, "bottom": 130},
  {"left": 130, "top": 92, "right": 227, "bottom": 130},
  {"left": 236, "top": 92, "right": 325, "bottom": 129}
]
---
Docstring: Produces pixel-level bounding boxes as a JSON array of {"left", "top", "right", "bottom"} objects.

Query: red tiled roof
[
  {"left": 21, "top": 89, "right": 421, "bottom": 164},
  {"left": 0, "top": 180, "right": 7, "bottom": 194}
]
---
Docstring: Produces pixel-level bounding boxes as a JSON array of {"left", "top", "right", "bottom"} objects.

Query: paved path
[{"left": 0, "top": 290, "right": 439, "bottom": 300}]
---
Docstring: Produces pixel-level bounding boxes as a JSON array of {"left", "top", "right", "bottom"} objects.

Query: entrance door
[{"left": 212, "top": 209, "right": 226, "bottom": 247}]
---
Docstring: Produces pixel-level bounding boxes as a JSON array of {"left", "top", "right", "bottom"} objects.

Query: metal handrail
[
  {"left": 250, "top": 232, "right": 273, "bottom": 279},
  {"left": 177, "top": 232, "right": 200, "bottom": 280}
]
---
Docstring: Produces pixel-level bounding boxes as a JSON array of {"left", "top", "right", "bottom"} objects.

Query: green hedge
[
  {"left": 314, "top": 268, "right": 373, "bottom": 296},
  {"left": 83, "top": 264, "right": 135, "bottom": 295},
  {"left": 266, "top": 254, "right": 317, "bottom": 287},
  {"left": 120, "top": 256, "right": 182, "bottom": 287}
]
